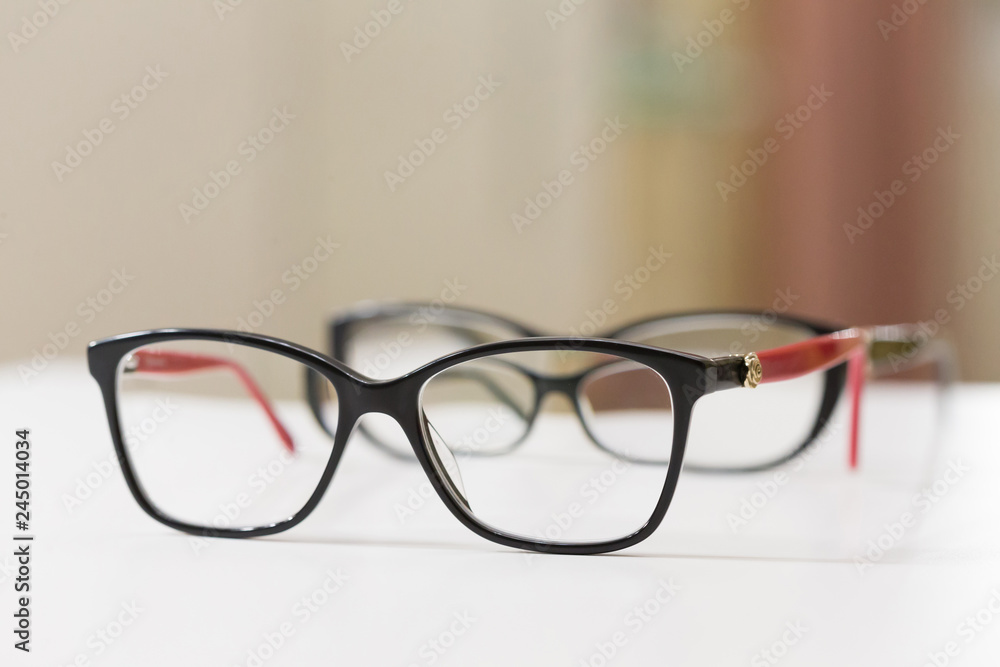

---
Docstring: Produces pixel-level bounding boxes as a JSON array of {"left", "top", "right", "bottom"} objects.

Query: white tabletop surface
[{"left": 2, "top": 361, "right": 999, "bottom": 666}]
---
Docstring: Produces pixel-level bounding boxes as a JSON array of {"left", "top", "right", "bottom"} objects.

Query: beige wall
[
  {"left": 954, "top": 1, "right": 1000, "bottom": 379},
  {"left": 0, "top": 0, "right": 996, "bottom": 380},
  {"left": 0, "top": 1, "right": 631, "bottom": 369}
]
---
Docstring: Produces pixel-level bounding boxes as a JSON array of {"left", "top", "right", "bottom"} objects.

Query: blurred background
[{"left": 0, "top": 0, "right": 996, "bottom": 380}]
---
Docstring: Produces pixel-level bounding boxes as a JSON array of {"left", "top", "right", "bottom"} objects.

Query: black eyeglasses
[
  {"left": 88, "top": 323, "right": 940, "bottom": 555},
  {"left": 324, "top": 303, "right": 952, "bottom": 471}
]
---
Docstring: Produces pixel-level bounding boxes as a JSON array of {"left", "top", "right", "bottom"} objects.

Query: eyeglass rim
[
  {"left": 88, "top": 328, "right": 719, "bottom": 554},
  {"left": 326, "top": 303, "right": 849, "bottom": 472}
]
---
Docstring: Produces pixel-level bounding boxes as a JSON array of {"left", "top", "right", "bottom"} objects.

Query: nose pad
[{"left": 425, "top": 419, "right": 470, "bottom": 510}]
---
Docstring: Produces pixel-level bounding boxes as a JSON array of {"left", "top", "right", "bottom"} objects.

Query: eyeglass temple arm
[
  {"left": 712, "top": 328, "right": 869, "bottom": 470},
  {"left": 126, "top": 349, "right": 295, "bottom": 453}
]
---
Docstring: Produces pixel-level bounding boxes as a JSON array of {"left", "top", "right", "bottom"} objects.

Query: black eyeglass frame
[
  {"left": 325, "top": 303, "right": 849, "bottom": 473},
  {"left": 88, "top": 328, "right": 751, "bottom": 555}
]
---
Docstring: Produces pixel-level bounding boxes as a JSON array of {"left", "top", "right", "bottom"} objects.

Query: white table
[{"left": 3, "top": 361, "right": 999, "bottom": 666}]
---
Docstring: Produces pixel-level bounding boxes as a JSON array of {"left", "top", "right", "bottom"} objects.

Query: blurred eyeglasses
[{"left": 323, "top": 303, "right": 955, "bottom": 471}]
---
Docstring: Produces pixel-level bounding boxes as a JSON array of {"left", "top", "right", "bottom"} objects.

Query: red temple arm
[
  {"left": 846, "top": 349, "right": 866, "bottom": 469},
  {"left": 756, "top": 329, "right": 867, "bottom": 383},
  {"left": 755, "top": 328, "right": 869, "bottom": 470},
  {"left": 130, "top": 349, "right": 295, "bottom": 453}
]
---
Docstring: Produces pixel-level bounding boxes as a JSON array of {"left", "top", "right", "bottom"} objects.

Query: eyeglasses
[
  {"left": 88, "top": 323, "right": 943, "bottom": 554},
  {"left": 324, "top": 303, "right": 952, "bottom": 471}
]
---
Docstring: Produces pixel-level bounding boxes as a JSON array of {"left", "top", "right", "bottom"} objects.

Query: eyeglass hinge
[
  {"left": 742, "top": 353, "right": 762, "bottom": 388},
  {"left": 709, "top": 353, "right": 762, "bottom": 392}
]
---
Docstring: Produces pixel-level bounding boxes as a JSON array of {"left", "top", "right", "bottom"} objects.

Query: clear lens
[
  {"left": 420, "top": 350, "right": 673, "bottom": 545},
  {"left": 617, "top": 315, "right": 826, "bottom": 468},
  {"left": 417, "top": 356, "right": 535, "bottom": 454},
  {"left": 116, "top": 340, "right": 337, "bottom": 529},
  {"left": 342, "top": 312, "right": 527, "bottom": 456},
  {"left": 577, "top": 360, "right": 675, "bottom": 463}
]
